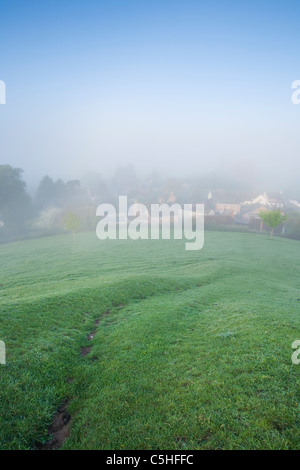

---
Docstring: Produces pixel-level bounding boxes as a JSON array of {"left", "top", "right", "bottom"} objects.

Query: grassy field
[{"left": 0, "top": 231, "right": 300, "bottom": 450}]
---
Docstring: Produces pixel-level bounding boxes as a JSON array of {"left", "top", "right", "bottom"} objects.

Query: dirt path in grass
[{"left": 39, "top": 310, "right": 111, "bottom": 450}]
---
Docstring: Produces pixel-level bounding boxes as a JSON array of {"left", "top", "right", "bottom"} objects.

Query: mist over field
[{"left": 1, "top": 1, "right": 300, "bottom": 191}]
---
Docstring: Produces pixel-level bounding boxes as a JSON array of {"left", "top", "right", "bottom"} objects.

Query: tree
[
  {"left": 34, "top": 207, "right": 63, "bottom": 234},
  {"left": 259, "top": 209, "right": 287, "bottom": 239},
  {"left": 0, "top": 165, "right": 32, "bottom": 238},
  {"left": 36, "top": 176, "right": 83, "bottom": 209},
  {"left": 62, "top": 212, "right": 81, "bottom": 240},
  {"left": 36, "top": 176, "right": 56, "bottom": 208},
  {"left": 111, "top": 164, "right": 139, "bottom": 197}
]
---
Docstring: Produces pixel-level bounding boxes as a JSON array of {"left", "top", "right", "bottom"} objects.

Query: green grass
[{"left": 0, "top": 231, "right": 300, "bottom": 450}]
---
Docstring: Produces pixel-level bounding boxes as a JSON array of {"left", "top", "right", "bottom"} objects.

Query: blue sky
[{"left": 0, "top": 0, "right": 299, "bottom": 187}]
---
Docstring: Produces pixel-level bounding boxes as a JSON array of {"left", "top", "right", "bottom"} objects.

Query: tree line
[{"left": 1, "top": 163, "right": 300, "bottom": 243}]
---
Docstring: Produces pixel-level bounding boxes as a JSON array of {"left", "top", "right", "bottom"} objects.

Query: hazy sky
[{"left": 0, "top": 0, "right": 299, "bottom": 188}]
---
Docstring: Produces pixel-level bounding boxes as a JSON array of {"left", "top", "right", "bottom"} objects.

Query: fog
[{"left": 1, "top": 1, "right": 300, "bottom": 191}]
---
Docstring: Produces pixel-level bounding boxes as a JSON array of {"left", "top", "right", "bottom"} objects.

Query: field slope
[{"left": 0, "top": 231, "right": 300, "bottom": 450}]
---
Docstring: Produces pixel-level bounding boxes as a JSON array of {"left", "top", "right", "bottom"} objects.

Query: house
[
  {"left": 242, "top": 192, "right": 283, "bottom": 208},
  {"left": 215, "top": 202, "right": 241, "bottom": 217},
  {"left": 240, "top": 206, "right": 268, "bottom": 224},
  {"left": 288, "top": 199, "right": 300, "bottom": 209}
]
